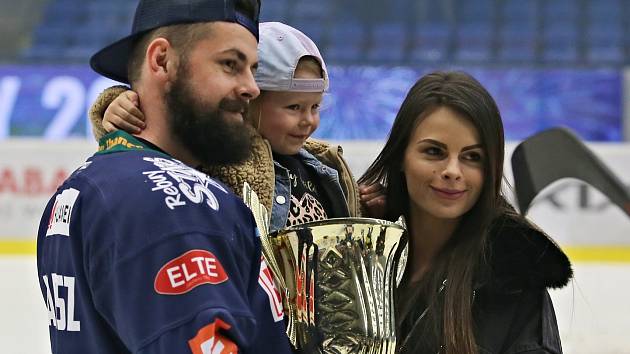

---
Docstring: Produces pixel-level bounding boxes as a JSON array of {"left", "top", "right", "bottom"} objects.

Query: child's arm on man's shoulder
[{"left": 89, "top": 86, "right": 145, "bottom": 140}]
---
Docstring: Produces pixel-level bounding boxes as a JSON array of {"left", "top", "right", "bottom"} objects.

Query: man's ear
[{"left": 145, "top": 38, "right": 177, "bottom": 83}]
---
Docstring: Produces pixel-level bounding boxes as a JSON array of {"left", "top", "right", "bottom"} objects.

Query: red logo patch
[
  {"left": 188, "top": 318, "right": 238, "bottom": 354},
  {"left": 155, "top": 249, "right": 228, "bottom": 295}
]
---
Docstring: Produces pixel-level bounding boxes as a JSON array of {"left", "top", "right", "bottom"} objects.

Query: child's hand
[
  {"left": 103, "top": 90, "right": 146, "bottom": 134},
  {"left": 359, "top": 183, "right": 387, "bottom": 219}
]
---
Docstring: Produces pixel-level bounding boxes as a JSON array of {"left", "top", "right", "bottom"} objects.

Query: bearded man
[{"left": 36, "top": 1, "right": 292, "bottom": 353}]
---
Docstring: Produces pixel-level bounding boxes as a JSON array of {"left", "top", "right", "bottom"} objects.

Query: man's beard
[{"left": 164, "top": 66, "right": 253, "bottom": 166}]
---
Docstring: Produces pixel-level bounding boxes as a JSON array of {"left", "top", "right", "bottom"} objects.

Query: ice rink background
[
  {"left": 3, "top": 0, "right": 630, "bottom": 352},
  {"left": 3, "top": 258, "right": 630, "bottom": 353},
  {"left": 1, "top": 141, "right": 629, "bottom": 354}
]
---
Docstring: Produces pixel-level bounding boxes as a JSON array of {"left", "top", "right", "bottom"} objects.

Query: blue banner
[
  {"left": 0, "top": 65, "right": 622, "bottom": 141},
  {"left": 0, "top": 65, "right": 118, "bottom": 139},
  {"left": 317, "top": 66, "right": 622, "bottom": 141}
]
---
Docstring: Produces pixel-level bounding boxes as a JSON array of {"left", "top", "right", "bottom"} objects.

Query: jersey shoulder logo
[
  {"left": 155, "top": 249, "right": 229, "bottom": 295},
  {"left": 142, "top": 157, "right": 228, "bottom": 211},
  {"left": 46, "top": 188, "right": 80, "bottom": 237},
  {"left": 188, "top": 318, "right": 238, "bottom": 354}
]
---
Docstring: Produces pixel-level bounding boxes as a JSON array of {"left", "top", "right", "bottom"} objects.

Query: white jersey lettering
[
  {"left": 42, "top": 273, "right": 81, "bottom": 332},
  {"left": 142, "top": 157, "right": 226, "bottom": 211}
]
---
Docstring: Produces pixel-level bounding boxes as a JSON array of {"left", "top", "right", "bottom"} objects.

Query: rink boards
[{"left": 1, "top": 139, "right": 629, "bottom": 261}]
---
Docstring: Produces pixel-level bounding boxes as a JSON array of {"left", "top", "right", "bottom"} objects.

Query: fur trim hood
[
  {"left": 483, "top": 213, "right": 573, "bottom": 293},
  {"left": 202, "top": 131, "right": 276, "bottom": 212}
]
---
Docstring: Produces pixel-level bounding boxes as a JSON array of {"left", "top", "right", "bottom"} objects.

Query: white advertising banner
[
  {"left": 0, "top": 139, "right": 95, "bottom": 238},
  {"left": 1, "top": 139, "right": 629, "bottom": 246}
]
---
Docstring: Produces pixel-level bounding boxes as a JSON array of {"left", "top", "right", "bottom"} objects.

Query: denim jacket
[{"left": 270, "top": 148, "right": 351, "bottom": 232}]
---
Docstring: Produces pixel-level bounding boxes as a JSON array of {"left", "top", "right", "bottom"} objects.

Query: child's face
[{"left": 254, "top": 65, "right": 323, "bottom": 155}]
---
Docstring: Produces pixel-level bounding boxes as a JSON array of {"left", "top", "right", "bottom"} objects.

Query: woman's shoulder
[
  {"left": 476, "top": 288, "right": 562, "bottom": 354},
  {"left": 483, "top": 213, "right": 573, "bottom": 293}
]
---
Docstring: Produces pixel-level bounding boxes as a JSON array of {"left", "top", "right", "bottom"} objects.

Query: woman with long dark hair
[{"left": 359, "top": 71, "right": 572, "bottom": 353}]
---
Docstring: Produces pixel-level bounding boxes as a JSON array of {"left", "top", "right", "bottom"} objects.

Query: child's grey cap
[{"left": 255, "top": 22, "right": 329, "bottom": 92}]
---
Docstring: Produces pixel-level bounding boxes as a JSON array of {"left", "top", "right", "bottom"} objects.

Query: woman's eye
[
  {"left": 312, "top": 104, "right": 320, "bottom": 112},
  {"left": 423, "top": 147, "right": 443, "bottom": 157},
  {"left": 463, "top": 151, "right": 484, "bottom": 162}
]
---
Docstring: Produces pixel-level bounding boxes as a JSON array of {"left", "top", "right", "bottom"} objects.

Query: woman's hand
[
  {"left": 103, "top": 90, "right": 146, "bottom": 134},
  {"left": 359, "top": 183, "right": 387, "bottom": 219}
]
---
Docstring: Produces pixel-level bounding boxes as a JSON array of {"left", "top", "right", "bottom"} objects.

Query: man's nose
[{"left": 237, "top": 70, "right": 260, "bottom": 100}]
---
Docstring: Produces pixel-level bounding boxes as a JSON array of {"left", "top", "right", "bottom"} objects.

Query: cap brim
[{"left": 90, "top": 33, "right": 143, "bottom": 84}]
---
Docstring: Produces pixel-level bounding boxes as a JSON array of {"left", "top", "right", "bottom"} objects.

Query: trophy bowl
[{"left": 269, "top": 217, "right": 407, "bottom": 354}]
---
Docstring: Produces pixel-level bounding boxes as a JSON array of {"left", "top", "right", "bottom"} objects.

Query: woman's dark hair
[{"left": 359, "top": 71, "right": 507, "bottom": 354}]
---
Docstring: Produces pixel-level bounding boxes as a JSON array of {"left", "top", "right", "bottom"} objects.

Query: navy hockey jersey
[{"left": 37, "top": 131, "right": 292, "bottom": 354}]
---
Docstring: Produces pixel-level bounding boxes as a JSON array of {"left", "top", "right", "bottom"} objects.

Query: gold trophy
[{"left": 243, "top": 183, "right": 407, "bottom": 353}]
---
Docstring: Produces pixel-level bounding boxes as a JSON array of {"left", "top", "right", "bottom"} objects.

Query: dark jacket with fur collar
[
  {"left": 401, "top": 214, "right": 572, "bottom": 354},
  {"left": 474, "top": 214, "right": 572, "bottom": 354}
]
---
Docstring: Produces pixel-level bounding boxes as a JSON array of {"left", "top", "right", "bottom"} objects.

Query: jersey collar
[{"left": 96, "top": 131, "right": 169, "bottom": 157}]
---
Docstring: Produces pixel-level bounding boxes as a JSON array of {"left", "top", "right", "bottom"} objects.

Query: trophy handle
[
  {"left": 241, "top": 182, "right": 298, "bottom": 347},
  {"left": 394, "top": 216, "right": 408, "bottom": 288}
]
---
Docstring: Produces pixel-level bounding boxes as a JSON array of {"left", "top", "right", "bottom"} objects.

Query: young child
[{"left": 90, "top": 22, "right": 381, "bottom": 230}]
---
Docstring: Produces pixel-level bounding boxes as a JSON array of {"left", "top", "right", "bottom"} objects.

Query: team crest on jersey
[
  {"left": 142, "top": 157, "right": 228, "bottom": 210},
  {"left": 46, "top": 188, "right": 80, "bottom": 237},
  {"left": 188, "top": 319, "right": 237, "bottom": 354},
  {"left": 155, "top": 249, "right": 229, "bottom": 295},
  {"left": 258, "top": 257, "right": 284, "bottom": 322}
]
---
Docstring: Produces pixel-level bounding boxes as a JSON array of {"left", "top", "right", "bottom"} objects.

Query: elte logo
[{"left": 155, "top": 249, "right": 229, "bottom": 295}]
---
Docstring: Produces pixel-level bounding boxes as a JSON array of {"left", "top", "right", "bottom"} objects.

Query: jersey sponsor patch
[
  {"left": 46, "top": 188, "right": 80, "bottom": 237},
  {"left": 258, "top": 257, "right": 284, "bottom": 322},
  {"left": 155, "top": 249, "right": 229, "bottom": 295},
  {"left": 188, "top": 319, "right": 238, "bottom": 354}
]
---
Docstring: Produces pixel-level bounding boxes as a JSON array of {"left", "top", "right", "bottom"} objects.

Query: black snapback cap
[{"left": 89, "top": 0, "right": 260, "bottom": 84}]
